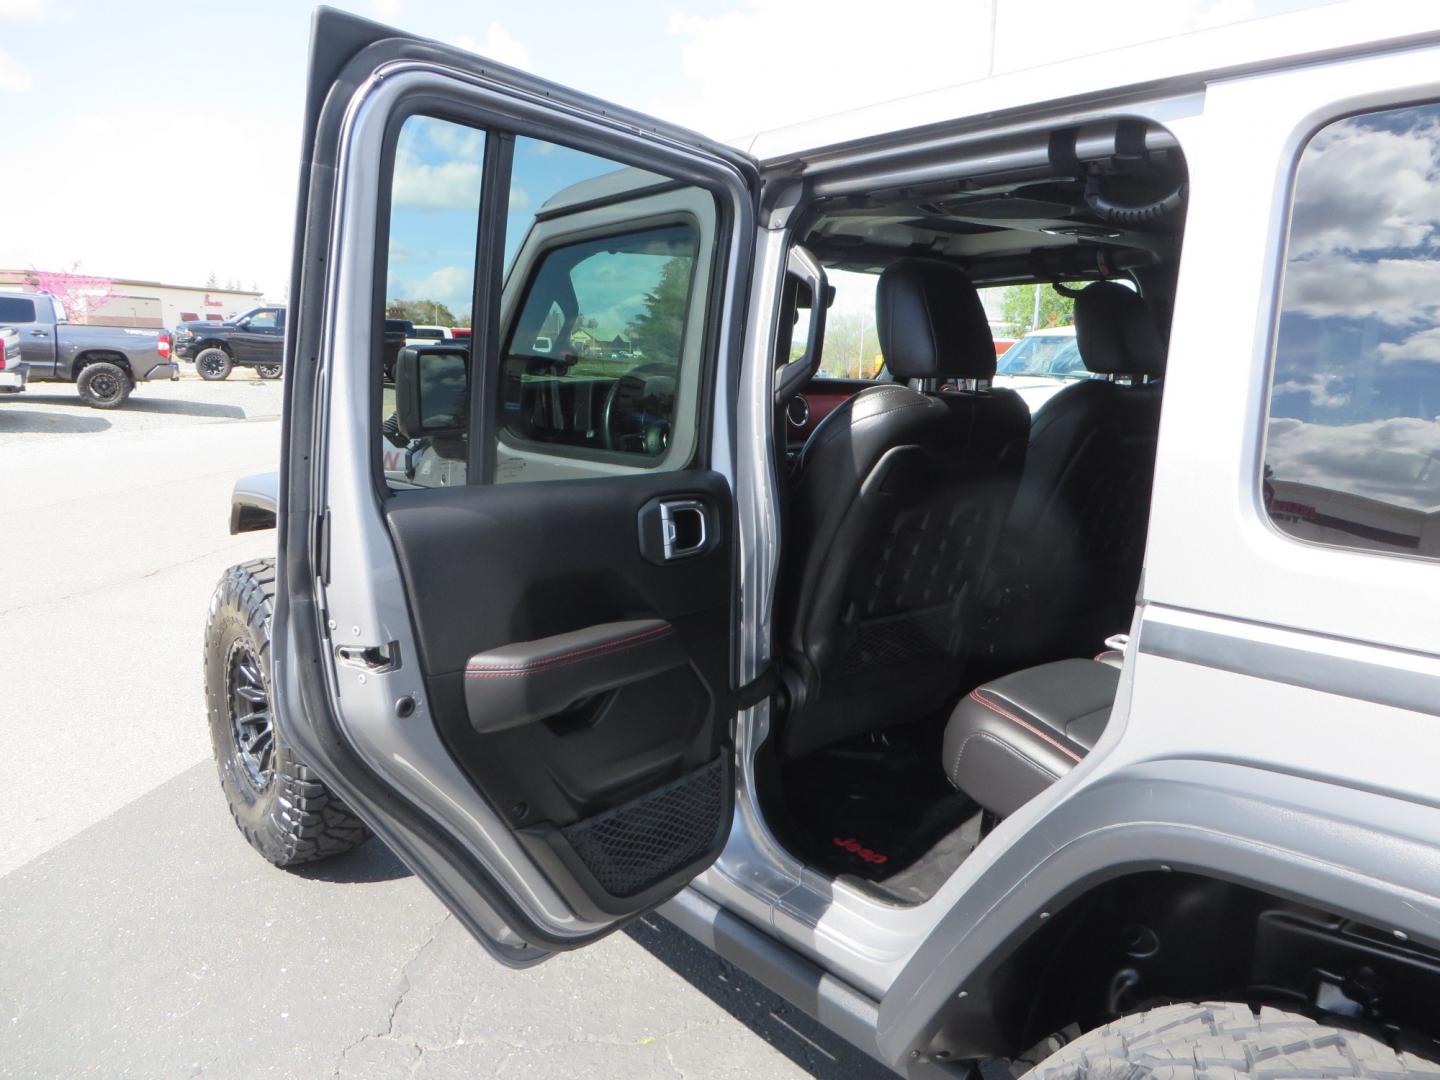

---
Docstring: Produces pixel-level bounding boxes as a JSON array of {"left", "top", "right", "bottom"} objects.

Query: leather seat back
[
  {"left": 990, "top": 282, "right": 1166, "bottom": 669},
  {"left": 778, "top": 259, "right": 1028, "bottom": 759}
]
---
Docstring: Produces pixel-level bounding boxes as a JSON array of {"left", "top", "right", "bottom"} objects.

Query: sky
[
  {"left": 0, "top": 0, "right": 1336, "bottom": 299},
  {"left": 1266, "top": 102, "right": 1440, "bottom": 513}
]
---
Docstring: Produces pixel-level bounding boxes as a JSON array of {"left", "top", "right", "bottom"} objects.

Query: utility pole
[{"left": 855, "top": 304, "right": 868, "bottom": 379}]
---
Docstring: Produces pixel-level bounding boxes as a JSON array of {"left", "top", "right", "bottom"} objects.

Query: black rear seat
[{"left": 943, "top": 658, "right": 1119, "bottom": 817}]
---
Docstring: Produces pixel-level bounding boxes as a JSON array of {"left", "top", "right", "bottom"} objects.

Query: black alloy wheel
[{"left": 226, "top": 638, "right": 274, "bottom": 790}]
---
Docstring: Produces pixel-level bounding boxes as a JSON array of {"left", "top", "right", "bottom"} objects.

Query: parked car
[
  {"left": 991, "top": 325, "right": 1093, "bottom": 412},
  {"left": 173, "top": 306, "right": 285, "bottom": 380},
  {"left": 203, "top": 7, "right": 1440, "bottom": 1078},
  {"left": 382, "top": 318, "right": 413, "bottom": 382},
  {"left": 0, "top": 325, "right": 24, "bottom": 395},
  {"left": 404, "top": 323, "right": 456, "bottom": 345},
  {"left": 0, "top": 291, "right": 174, "bottom": 408}
]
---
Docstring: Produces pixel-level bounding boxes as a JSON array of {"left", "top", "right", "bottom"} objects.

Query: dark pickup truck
[
  {"left": 175, "top": 307, "right": 411, "bottom": 382},
  {"left": 174, "top": 306, "right": 287, "bottom": 381},
  {"left": 0, "top": 291, "right": 175, "bottom": 408}
]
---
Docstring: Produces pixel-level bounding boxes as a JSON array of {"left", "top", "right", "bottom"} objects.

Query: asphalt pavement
[{"left": 0, "top": 372, "right": 888, "bottom": 1079}]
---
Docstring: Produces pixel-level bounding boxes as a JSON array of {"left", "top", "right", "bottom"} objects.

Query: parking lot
[{"left": 0, "top": 374, "right": 886, "bottom": 1079}]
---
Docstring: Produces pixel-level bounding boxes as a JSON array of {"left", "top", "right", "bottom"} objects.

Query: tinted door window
[{"left": 1264, "top": 102, "right": 1440, "bottom": 557}]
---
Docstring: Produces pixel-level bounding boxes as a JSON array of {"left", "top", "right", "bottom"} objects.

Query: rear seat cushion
[{"left": 943, "top": 659, "right": 1119, "bottom": 818}]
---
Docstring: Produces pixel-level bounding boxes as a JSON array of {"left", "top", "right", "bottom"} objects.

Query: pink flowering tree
[{"left": 28, "top": 267, "right": 116, "bottom": 323}]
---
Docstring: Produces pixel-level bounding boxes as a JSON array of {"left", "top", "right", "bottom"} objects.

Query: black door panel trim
[{"left": 465, "top": 618, "right": 686, "bottom": 731}]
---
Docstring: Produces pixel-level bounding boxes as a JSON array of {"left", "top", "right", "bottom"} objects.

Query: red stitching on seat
[
  {"left": 466, "top": 623, "right": 673, "bottom": 677},
  {"left": 968, "top": 689, "right": 1083, "bottom": 763}
]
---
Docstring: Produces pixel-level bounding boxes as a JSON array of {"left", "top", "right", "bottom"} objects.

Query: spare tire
[{"left": 1022, "top": 1001, "right": 1440, "bottom": 1079}]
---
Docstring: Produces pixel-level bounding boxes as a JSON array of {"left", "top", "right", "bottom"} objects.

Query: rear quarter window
[
  {"left": 1263, "top": 102, "right": 1440, "bottom": 558},
  {"left": 0, "top": 297, "right": 37, "bottom": 323}
]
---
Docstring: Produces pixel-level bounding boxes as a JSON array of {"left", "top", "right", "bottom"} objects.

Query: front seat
[
  {"left": 777, "top": 258, "right": 1029, "bottom": 759},
  {"left": 989, "top": 281, "right": 1166, "bottom": 670}
]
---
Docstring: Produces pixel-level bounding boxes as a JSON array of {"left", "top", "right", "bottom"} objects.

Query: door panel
[
  {"left": 276, "top": 7, "right": 757, "bottom": 964},
  {"left": 385, "top": 469, "right": 734, "bottom": 920}
]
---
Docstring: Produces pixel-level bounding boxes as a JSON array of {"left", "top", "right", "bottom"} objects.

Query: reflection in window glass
[
  {"left": 503, "top": 224, "right": 698, "bottom": 458},
  {"left": 1264, "top": 103, "right": 1440, "bottom": 557},
  {"left": 506, "top": 137, "right": 641, "bottom": 269},
  {"left": 494, "top": 136, "right": 716, "bottom": 477},
  {"left": 379, "top": 115, "right": 485, "bottom": 490}
]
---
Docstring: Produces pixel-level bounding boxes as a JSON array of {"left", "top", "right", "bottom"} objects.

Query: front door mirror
[{"left": 396, "top": 344, "right": 470, "bottom": 441}]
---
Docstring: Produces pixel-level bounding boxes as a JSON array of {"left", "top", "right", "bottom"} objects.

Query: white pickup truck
[{"left": 0, "top": 325, "right": 23, "bottom": 395}]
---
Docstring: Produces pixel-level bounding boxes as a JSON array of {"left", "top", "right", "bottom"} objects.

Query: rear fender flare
[
  {"left": 878, "top": 759, "right": 1440, "bottom": 1064},
  {"left": 231, "top": 471, "right": 279, "bottom": 533}
]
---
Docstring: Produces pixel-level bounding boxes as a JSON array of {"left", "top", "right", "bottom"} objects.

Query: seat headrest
[
  {"left": 876, "top": 258, "right": 996, "bottom": 381},
  {"left": 1073, "top": 281, "right": 1166, "bottom": 378}
]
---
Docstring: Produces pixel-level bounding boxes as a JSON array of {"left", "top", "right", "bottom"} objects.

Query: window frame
[
  {"left": 1255, "top": 95, "right": 1440, "bottom": 566},
  {"left": 369, "top": 97, "right": 734, "bottom": 499}
]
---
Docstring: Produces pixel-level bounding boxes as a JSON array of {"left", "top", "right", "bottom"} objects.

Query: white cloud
[
  {"left": 1282, "top": 255, "right": 1440, "bottom": 326},
  {"left": 450, "top": 22, "right": 531, "bottom": 71},
  {"left": 656, "top": 0, "right": 993, "bottom": 138},
  {"left": 1376, "top": 326, "right": 1440, "bottom": 366},
  {"left": 421, "top": 120, "right": 485, "bottom": 162},
  {"left": 0, "top": 0, "right": 47, "bottom": 16},
  {"left": 373, "top": 0, "right": 402, "bottom": 21},
  {"left": 392, "top": 152, "right": 482, "bottom": 211},
  {"left": 1291, "top": 118, "right": 1440, "bottom": 258},
  {"left": 0, "top": 46, "right": 31, "bottom": 92},
  {"left": 993, "top": 0, "right": 1263, "bottom": 73},
  {"left": 2, "top": 101, "right": 298, "bottom": 294},
  {"left": 389, "top": 265, "right": 474, "bottom": 312},
  {"left": 1268, "top": 415, "right": 1440, "bottom": 510}
]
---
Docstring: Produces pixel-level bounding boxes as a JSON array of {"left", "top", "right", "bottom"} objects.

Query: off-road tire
[
  {"left": 204, "top": 557, "right": 370, "bottom": 866},
  {"left": 76, "top": 361, "right": 133, "bottom": 409},
  {"left": 196, "top": 347, "right": 233, "bottom": 380},
  {"left": 255, "top": 363, "right": 282, "bottom": 380},
  {"left": 1022, "top": 1001, "right": 1440, "bottom": 1079}
]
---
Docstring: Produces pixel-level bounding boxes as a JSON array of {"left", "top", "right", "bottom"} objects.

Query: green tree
[
  {"left": 385, "top": 298, "right": 461, "bottom": 326},
  {"left": 819, "top": 309, "right": 883, "bottom": 379},
  {"left": 999, "top": 283, "right": 1082, "bottom": 335},
  {"left": 627, "top": 258, "right": 690, "bottom": 362}
]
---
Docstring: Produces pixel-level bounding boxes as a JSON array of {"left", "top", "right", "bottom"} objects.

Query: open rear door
[{"left": 274, "top": 6, "right": 759, "bottom": 965}]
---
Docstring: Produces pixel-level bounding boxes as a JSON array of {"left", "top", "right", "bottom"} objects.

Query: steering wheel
[{"left": 602, "top": 362, "right": 676, "bottom": 455}]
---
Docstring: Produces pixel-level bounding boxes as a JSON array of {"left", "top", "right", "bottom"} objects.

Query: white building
[{"left": 0, "top": 270, "right": 265, "bottom": 330}]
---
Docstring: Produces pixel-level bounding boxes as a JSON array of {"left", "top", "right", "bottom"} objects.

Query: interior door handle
[
  {"left": 659, "top": 500, "right": 707, "bottom": 560},
  {"left": 465, "top": 618, "right": 685, "bottom": 732},
  {"left": 637, "top": 496, "right": 713, "bottom": 564}
]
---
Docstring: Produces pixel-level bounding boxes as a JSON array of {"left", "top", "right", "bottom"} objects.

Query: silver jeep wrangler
[{"left": 204, "top": 5, "right": 1440, "bottom": 1075}]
